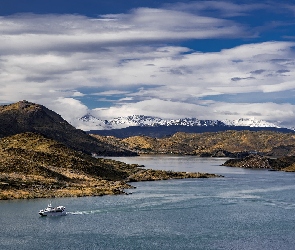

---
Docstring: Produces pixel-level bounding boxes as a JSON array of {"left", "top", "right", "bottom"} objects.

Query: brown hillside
[
  {"left": 0, "top": 132, "right": 137, "bottom": 199},
  {"left": 92, "top": 131, "right": 295, "bottom": 156},
  {"left": 0, "top": 132, "right": 220, "bottom": 199},
  {"left": 0, "top": 101, "right": 136, "bottom": 156}
]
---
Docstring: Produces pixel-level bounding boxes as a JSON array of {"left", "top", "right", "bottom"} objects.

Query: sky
[{"left": 1, "top": 0, "right": 295, "bottom": 128}]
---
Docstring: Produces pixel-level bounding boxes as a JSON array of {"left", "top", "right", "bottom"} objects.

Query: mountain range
[
  {"left": 79, "top": 114, "right": 293, "bottom": 138},
  {"left": 2, "top": 100, "right": 295, "bottom": 200},
  {"left": 78, "top": 114, "right": 281, "bottom": 130}
]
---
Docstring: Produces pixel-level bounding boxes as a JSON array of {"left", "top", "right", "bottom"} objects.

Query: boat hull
[
  {"left": 39, "top": 211, "right": 67, "bottom": 216},
  {"left": 39, "top": 204, "right": 67, "bottom": 216}
]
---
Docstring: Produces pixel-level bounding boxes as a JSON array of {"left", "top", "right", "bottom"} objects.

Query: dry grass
[
  {"left": 93, "top": 131, "right": 295, "bottom": 156},
  {"left": 0, "top": 132, "right": 220, "bottom": 200}
]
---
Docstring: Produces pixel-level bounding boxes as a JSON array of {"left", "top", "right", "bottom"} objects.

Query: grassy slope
[
  {"left": 0, "top": 132, "right": 137, "bottom": 199},
  {"left": 92, "top": 131, "right": 295, "bottom": 156},
  {"left": 0, "top": 132, "right": 220, "bottom": 199},
  {"left": 0, "top": 101, "right": 137, "bottom": 156}
]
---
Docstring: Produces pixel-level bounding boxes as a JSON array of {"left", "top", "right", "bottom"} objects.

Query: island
[{"left": 222, "top": 154, "right": 295, "bottom": 171}]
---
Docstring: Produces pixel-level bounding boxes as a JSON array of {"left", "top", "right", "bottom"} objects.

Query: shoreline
[{"left": 0, "top": 170, "right": 223, "bottom": 200}]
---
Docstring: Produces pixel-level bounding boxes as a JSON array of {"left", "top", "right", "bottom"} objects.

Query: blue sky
[{"left": 1, "top": 0, "right": 295, "bottom": 128}]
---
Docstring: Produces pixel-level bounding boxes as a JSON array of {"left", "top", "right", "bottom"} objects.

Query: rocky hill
[
  {"left": 0, "top": 132, "right": 220, "bottom": 199},
  {"left": 222, "top": 154, "right": 295, "bottom": 171},
  {"left": 0, "top": 101, "right": 136, "bottom": 156},
  {"left": 91, "top": 131, "right": 295, "bottom": 157}
]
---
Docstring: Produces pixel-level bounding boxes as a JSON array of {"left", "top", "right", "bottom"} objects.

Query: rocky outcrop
[
  {"left": 222, "top": 155, "right": 272, "bottom": 169},
  {"left": 222, "top": 154, "right": 295, "bottom": 171},
  {"left": 127, "top": 169, "right": 222, "bottom": 182}
]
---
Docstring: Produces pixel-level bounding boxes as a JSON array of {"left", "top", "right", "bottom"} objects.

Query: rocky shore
[{"left": 0, "top": 169, "right": 222, "bottom": 200}]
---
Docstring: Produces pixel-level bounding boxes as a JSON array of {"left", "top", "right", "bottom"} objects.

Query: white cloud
[
  {"left": 0, "top": 3, "right": 295, "bottom": 127},
  {"left": 48, "top": 98, "right": 89, "bottom": 126},
  {"left": 94, "top": 90, "right": 131, "bottom": 96},
  {"left": 0, "top": 9, "right": 247, "bottom": 55},
  {"left": 91, "top": 99, "right": 208, "bottom": 120},
  {"left": 72, "top": 91, "right": 85, "bottom": 97}
]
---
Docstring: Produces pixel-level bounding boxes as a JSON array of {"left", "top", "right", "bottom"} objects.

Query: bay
[{"left": 1, "top": 156, "right": 295, "bottom": 250}]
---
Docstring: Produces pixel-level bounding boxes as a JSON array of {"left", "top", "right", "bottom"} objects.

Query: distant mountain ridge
[{"left": 78, "top": 114, "right": 281, "bottom": 131}]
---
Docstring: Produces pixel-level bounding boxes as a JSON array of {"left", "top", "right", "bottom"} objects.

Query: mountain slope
[
  {"left": 91, "top": 130, "right": 295, "bottom": 157},
  {"left": 89, "top": 125, "right": 292, "bottom": 139},
  {"left": 0, "top": 132, "right": 134, "bottom": 199},
  {"left": 0, "top": 101, "right": 136, "bottom": 156}
]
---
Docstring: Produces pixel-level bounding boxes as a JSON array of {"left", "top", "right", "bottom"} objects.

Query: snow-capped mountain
[
  {"left": 77, "top": 114, "right": 281, "bottom": 131},
  {"left": 221, "top": 118, "right": 280, "bottom": 128}
]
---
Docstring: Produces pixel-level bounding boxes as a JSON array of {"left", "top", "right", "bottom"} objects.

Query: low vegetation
[
  {"left": 0, "top": 132, "right": 221, "bottom": 200},
  {"left": 92, "top": 131, "right": 295, "bottom": 157},
  {"left": 0, "top": 100, "right": 136, "bottom": 156}
]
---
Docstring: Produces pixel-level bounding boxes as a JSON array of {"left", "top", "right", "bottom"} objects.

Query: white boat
[{"left": 39, "top": 203, "right": 67, "bottom": 216}]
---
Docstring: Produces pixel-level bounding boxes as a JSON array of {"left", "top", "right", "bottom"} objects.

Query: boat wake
[{"left": 67, "top": 209, "right": 102, "bottom": 215}]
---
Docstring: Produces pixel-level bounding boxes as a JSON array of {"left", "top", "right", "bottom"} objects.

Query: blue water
[{"left": 1, "top": 156, "right": 295, "bottom": 250}]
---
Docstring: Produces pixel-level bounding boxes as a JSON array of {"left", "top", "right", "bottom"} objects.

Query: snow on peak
[
  {"left": 222, "top": 118, "right": 280, "bottom": 128},
  {"left": 76, "top": 114, "right": 281, "bottom": 131}
]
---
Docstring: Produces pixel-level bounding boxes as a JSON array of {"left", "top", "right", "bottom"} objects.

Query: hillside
[
  {"left": 91, "top": 131, "right": 295, "bottom": 157},
  {"left": 0, "top": 101, "right": 136, "bottom": 156},
  {"left": 89, "top": 125, "right": 293, "bottom": 138},
  {"left": 0, "top": 132, "right": 220, "bottom": 199}
]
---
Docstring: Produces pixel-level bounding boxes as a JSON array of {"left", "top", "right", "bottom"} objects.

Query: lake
[{"left": 1, "top": 156, "right": 295, "bottom": 250}]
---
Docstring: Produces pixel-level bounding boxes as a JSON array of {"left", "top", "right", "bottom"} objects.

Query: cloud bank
[{"left": 0, "top": 1, "right": 295, "bottom": 127}]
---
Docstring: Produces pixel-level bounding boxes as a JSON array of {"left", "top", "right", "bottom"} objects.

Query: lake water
[{"left": 1, "top": 156, "right": 295, "bottom": 250}]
